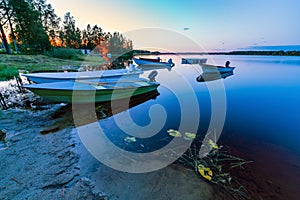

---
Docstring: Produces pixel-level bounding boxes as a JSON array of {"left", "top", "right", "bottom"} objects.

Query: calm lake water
[
  {"left": 77, "top": 54, "right": 300, "bottom": 199},
  {"left": 93, "top": 55, "right": 300, "bottom": 154}
]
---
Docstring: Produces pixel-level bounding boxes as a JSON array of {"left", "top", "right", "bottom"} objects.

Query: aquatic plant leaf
[
  {"left": 184, "top": 132, "right": 196, "bottom": 140},
  {"left": 198, "top": 164, "right": 213, "bottom": 181},
  {"left": 124, "top": 136, "right": 137, "bottom": 143},
  {"left": 167, "top": 129, "right": 182, "bottom": 137},
  {"left": 208, "top": 139, "right": 219, "bottom": 149}
]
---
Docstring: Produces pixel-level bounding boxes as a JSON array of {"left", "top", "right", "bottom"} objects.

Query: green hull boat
[{"left": 23, "top": 79, "right": 160, "bottom": 103}]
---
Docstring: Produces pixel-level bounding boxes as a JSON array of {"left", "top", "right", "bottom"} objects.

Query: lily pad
[
  {"left": 184, "top": 132, "right": 196, "bottom": 140},
  {"left": 167, "top": 129, "right": 182, "bottom": 137},
  {"left": 124, "top": 136, "right": 137, "bottom": 143},
  {"left": 208, "top": 139, "right": 218, "bottom": 149}
]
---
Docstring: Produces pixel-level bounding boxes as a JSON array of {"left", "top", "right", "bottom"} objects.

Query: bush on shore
[{"left": 45, "top": 48, "right": 85, "bottom": 61}]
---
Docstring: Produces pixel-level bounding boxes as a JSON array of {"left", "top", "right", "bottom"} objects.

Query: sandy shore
[
  {"left": 0, "top": 106, "right": 106, "bottom": 199},
  {"left": 77, "top": 139, "right": 213, "bottom": 200},
  {"left": 0, "top": 103, "right": 214, "bottom": 199},
  {"left": 0, "top": 79, "right": 214, "bottom": 199}
]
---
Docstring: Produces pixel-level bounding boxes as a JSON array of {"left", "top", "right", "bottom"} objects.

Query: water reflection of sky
[
  {"left": 204, "top": 55, "right": 300, "bottom": 153},
  {"left": 96, "top": 55, "right": 300, "bottom": 154}
]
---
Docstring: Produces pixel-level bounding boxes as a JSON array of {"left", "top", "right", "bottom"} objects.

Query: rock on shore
[{"left": 0, "top": 76, "right": 41, "bottom": 109}]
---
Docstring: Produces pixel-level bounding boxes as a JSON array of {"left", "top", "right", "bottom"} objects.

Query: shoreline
[
  {"left": 2, "top": 105, "right": 299, "bottom": 199},
  {"left": 0, "top": 99, "right": 214, "bottom": 199},
  {"left": 0, "top": 107, "right": 106, "bottom": 199},
  {"left": 1, "top": 79, "right": 299, "bottom": 199},
  {"left": 0, "top": 107, "right": 214, "bottom": 199},
  {"left": 134, "top": 50, "right": 300, "bottom": 56}
]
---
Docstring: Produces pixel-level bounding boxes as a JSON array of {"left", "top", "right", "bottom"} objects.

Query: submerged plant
[
  {"left": 197, "top": 164, "right": 213, "bottom": 181},
  {"left": 167, "top": 129, "right": 252, "bottom": 199}
]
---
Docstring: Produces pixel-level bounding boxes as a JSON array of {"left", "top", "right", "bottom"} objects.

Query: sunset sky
[{"left": 47, "top": 0, "right": 300, "bottom": 52}]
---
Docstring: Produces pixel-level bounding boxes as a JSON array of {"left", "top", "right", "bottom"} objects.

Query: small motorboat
[
  {"left": 22, "top": 69, "right": 143, "bottom": 84},
  {"left": 199, "top": 63, "right": 235, "bottom": 74},
  {"left": 23, "top": 78, "right": 160, "bottom": 103},
  {"left": 181, "top": 58, "right": 207, "bottom": 64},
  {"left": 133, "top": 57, "right": 175, "bottom": 67}
]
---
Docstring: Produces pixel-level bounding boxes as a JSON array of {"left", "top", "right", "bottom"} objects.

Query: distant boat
[
  {"left": 133, "top": 57, "right": 175, "bottom": 67},
  {"left": 181, "top": 58, "right": 207, "bottom": 64},
  {"left": 22, "top": 69, "right": 143, "bottom": 84},
  {"left": 200, "top": 63, "right": 235, "bottom": 73},
  {"left": 196, "top": 71, "right": 234, "bottom": 82},
  {"left": 23, "top": 78, "right": 160, "bottom": 103}
]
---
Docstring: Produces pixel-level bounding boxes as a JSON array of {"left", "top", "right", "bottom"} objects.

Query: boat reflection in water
[
  {"left": 73, "top": 89, "right": 160, "bottom": 127},
  {"left": 39, "top": 89, "right": 160, "bottom": 135},
  {"left": 196, "top": 71, "right": 234, "bottom": 82}
]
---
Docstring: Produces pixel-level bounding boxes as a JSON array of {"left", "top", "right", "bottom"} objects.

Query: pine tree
[
  {"left": 29, "top": 0, "right": 61, "bottom": 46},
  {"left": 60, "top": 12, "right": 81, "bottom": 48},
  {"left": 0, "top": 0, "right": 12, "bottom": 54},
  {"left": 9, "top": 0, "right": 50, "bottom": 52}
]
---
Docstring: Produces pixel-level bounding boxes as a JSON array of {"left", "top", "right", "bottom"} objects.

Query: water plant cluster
[{"left": 168, "top": 129, "right": 253, "bottom": 199}]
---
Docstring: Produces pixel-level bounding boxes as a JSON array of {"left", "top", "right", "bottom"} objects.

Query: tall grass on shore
[
  {"left": 0, "top": 66, "right": 19, "bottom": 81},
  {"left": 0, "top": 52, "right": 106, "bottom": 81}
]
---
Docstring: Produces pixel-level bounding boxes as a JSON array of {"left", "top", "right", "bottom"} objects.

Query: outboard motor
[
  {"left": 168, "top": 58, "right": 175, "bottom": 67},
  {"left": 225, "top": 61, "right": 230, "bottom": 67},
  {"left": 148, "top": 70, "right": 158, "bottom": 82},
  {"left": 128, "top": 60, "right": 136, "bottom": 72}
]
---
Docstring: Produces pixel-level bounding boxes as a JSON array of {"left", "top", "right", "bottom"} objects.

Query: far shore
[{"left": 134, "top": 50, "right": 300, "bottom": 56}]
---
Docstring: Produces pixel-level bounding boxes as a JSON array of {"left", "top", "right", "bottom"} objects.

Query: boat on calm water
[
  {"left": 200, "top": 63, "right": 235, "bottom": 73},
  {"left": 23, "top": 78, "right": 160, "bottom": 103},
  {"left": 22, "top": 69, "right": 143, "bottom": 84},
  {"left": 133, "top": 57, "right": 175, "bottom": 67},
  {"left": 181, "top": 58, "right": 207, "bottom": 64}
]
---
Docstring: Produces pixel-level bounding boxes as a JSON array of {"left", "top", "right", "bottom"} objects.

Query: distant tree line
[
  {"left": 0, "top": 0, "right": 132, "bottom": 55},
  {"left": 209, "top": 50, "right": 300, "bottom": 56},
  {"left": 131, "top": 50, "right": 300, "bottom": 56}
]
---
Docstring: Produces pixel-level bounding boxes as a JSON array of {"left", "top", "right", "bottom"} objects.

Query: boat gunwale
[
  {"left": 23, "top": 83, "right": 160, "bottom": 92},
  {"left": 133, "top": 58, "right": 174, "bottom": 67},
  {"left": 199, "top": 63, "right": 235, "bottom": 69},
  {"left": 22, "top": 72, "right": 143, "bottom": 79}
]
